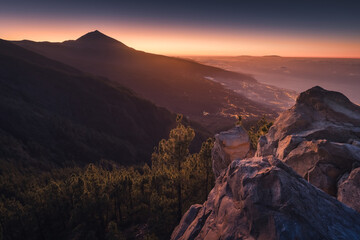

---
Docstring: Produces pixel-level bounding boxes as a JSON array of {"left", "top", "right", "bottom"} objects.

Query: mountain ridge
[
  {"left": 0, "top": 39, "right": 208, "bottom": 170},
  {"left": 13, "top": 31, "right": 287, "bottom": 132}
]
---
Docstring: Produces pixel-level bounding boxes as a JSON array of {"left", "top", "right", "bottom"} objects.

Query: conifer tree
[
  {"left": 198, "top": 138, "right": 214, "bottom": 201},
  {"left": 151, "top": 114, "right": 195, "bottom": 221}
]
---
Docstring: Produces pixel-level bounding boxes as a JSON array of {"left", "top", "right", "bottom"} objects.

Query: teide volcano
[{"left": 14, "top": 31, "right": 295, "bottom": 132}]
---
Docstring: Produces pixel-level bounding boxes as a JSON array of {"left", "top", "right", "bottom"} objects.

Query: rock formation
[
  {"left": 212, "top": 126, "right": 250, "bottom": 178},
  {"left": 172, "top": 156, "right": 360, "bottom": 240},
  {"left": 338, "top": 167, "right": 360, "bottom": 212},
  {"left": 173, "top": 87, "right": 360, "bottom": 240},
  {"left": 256, "top": 86, "right": 360, "bottom": 199}
]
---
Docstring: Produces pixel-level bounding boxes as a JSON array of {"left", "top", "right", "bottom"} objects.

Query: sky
[{"left": 1, "top": 0, "right": 360, "bottom": 57}]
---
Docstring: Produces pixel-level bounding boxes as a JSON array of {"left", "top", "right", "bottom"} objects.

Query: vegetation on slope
[
  {"left": 246, "top": 116, "right": 273, "bottom": 149},
  {"left": 0, "top": 38, "right": 275, "bottom": 240},
  {"left": 0, "top": 117, "right": 214, "bottom": 240},
  {"left": 0, "top": 39, "right": 209, "bottom": 170}
]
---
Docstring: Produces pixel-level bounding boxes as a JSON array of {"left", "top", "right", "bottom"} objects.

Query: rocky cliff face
[
  {"left": 173, "top": 87, "right": 360, "bottom": 240},
  {"left": 172, "top": 156, "right": 360, "bottom": 240}
]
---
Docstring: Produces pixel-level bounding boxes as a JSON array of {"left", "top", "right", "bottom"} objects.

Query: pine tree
[
  {"left": 198, "top": 138, "right": 214, "bottom": 201},
  {"left": 151, "top": 114, "right": 195, "bottom": 221}
]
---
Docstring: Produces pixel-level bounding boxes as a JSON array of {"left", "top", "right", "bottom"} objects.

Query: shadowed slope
[
  {"left": 0, "top": 39, "right": 207, "bottom": 171},
  {"left": 14, "top": 31, "right": 279, "bottom": 132}
]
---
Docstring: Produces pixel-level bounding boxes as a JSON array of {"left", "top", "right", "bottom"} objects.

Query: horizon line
[{"left": 2, "top": 31, "right": 360, "bottom": 60}]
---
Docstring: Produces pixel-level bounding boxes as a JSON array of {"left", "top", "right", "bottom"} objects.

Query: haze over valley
[
  {"left": 13, "top": 31, "right": 298, "bottom": 132},
  {"left": 189, "top": 55, "right": 360, "bottom": 104}
]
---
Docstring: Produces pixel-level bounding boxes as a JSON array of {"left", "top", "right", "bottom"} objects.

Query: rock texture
[
  {"left": 212, "top": 126, "right": 250, "bottom": 177},
  {"left": 172, "top": 156, "right": 360, "bottom": 240},
  {"left": 173, "top": 87, "right": 360, "bottom": 240},
  {"left": 338, "top": 167, "right": 360, "bottom": 212},
  {"left": 256, "top": 86, "right": 360, "bottom": 198}
]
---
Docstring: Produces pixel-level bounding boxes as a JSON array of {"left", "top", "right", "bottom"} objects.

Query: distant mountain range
[
  {"left": 13, "top": 30, "right": 294, "bottom": 132},
  {"left": 0, "top": 39, "right": 208, "bottom": 170}
]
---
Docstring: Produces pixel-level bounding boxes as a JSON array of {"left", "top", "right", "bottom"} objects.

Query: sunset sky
[{"left": 1, "top": 0, "right": 360, "bottom": 57}]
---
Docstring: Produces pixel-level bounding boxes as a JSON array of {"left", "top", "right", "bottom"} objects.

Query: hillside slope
[
  {"left": 14, "top": 31, "right": 281, "bottom": 132},
  {"left": 0, "top": 39, "right": 206, "bottom": 171}
]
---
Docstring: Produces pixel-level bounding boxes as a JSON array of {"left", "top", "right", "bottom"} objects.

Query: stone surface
[
  {"left": 171, "top": 204, "right": 203, "bottom": 240},
  {"left": 172, "top": 156, "right": 360, "bottom": 240},
  {"left": 255, "top": 86, "right": 360, "bottom": 197},
  {"left": 212, "top": 126, "right": 250, "bottom": 178},
  {"left": 174, "top": 87, "right": 360, "bottom": 239},
  {"left": 338, "top": 168, "right": 360, "bottom": 212}
]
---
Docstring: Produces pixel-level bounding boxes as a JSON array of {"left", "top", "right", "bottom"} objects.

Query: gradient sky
[{"left": 1, "top": 0, "right": 360, "bottom": 57}]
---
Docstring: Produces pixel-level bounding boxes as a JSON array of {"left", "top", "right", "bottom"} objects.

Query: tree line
[{"left": 0, "top": 115, "right": 214, "bottom": 240}]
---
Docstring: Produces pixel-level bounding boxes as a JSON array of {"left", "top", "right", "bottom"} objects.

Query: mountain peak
[
  {"left": 297, "top": 86, "right": 353, "bottom": 107},
  {"left": 295, "top": 86, "right": 360, "bottom": 124},
  {"left": 76, "top": 30, "right": 123, "bottom": 45}
]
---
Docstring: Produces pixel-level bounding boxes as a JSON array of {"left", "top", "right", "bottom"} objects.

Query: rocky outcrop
[
  {"left": 172, "top": 156, "right": 360, "bottom": 240},
  {"left": 211, "top": 126, "right": 250, "bottom": 177},
  {"left": 173, "top": 87, "right": 360, "bottom": 239},
  {"left": 256, "top": 86, "right": 360, "bottom": 198},
  {"left": 338, "top": 167, "right": 360, "bottom": 212}
]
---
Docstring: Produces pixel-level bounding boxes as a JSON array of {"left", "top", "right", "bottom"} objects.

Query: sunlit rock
[
  {"left": 256, "top": 86, "right": 360, "bottom": 198},
  {"left": 211, "top": 126, "right": 250, "bottom": 178},
  {"left": 172, "top": 156, "right": 360, "bottom": 240}
]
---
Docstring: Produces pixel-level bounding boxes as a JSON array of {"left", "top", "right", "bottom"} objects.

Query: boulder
[
  {"left": 256, "top": 86, "right": 360, "bottom": 197},
  {"left": 172, "top": 156, "right": 360, "bottom": 240},
  {"left": 338, "top": 167, "right": 360, "bottom": 212},
  {"left": 211, "top": 126, "right": 250, "bottom": 178}
]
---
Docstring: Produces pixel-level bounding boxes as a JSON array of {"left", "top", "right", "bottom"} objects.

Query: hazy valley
[
  {"left": 13, "top": 31, "right": 297, "bottom": 132},
  {"left": 189, "top": 55, "right": 360, "bottom": 105}
]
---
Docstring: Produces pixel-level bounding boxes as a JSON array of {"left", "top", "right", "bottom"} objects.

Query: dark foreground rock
[{"left": 172, "top": 156, "right": 360, "bottom": 240}]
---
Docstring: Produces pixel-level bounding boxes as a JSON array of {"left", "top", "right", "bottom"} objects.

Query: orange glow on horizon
[{"left": 1, "top": 16, "right": 360, "bottom": 58}]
